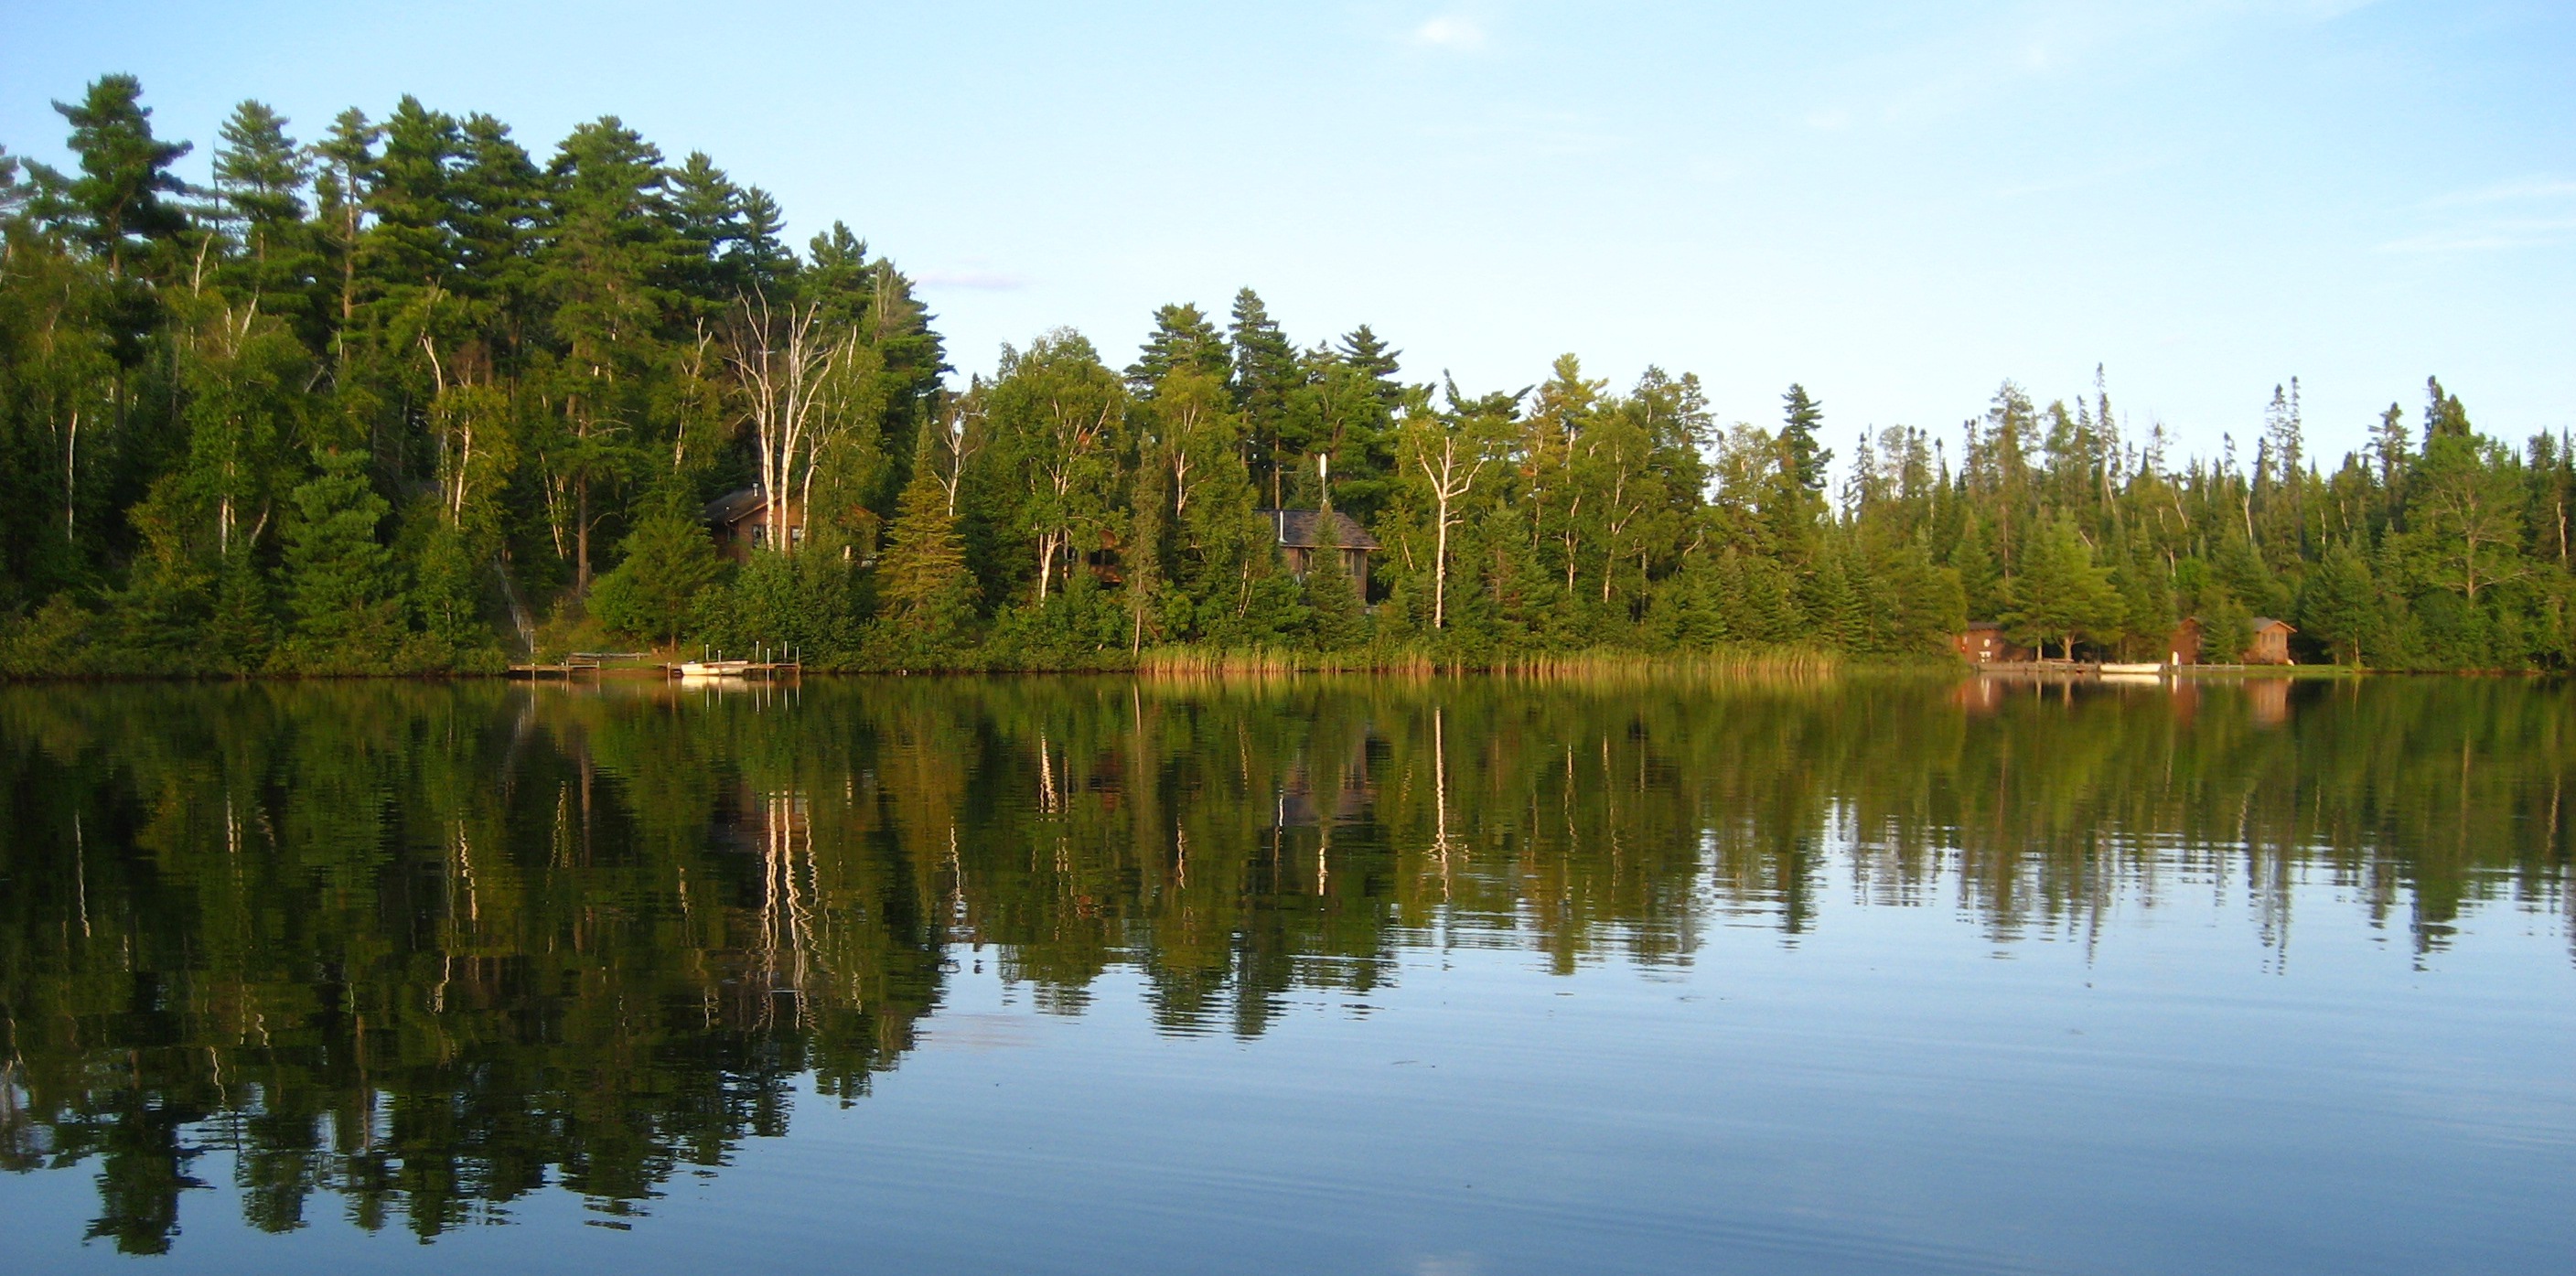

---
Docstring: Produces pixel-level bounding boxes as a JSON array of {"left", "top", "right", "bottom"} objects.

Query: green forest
[{"left": 2, "top": 76, "right": 2571, "bottom": 674}]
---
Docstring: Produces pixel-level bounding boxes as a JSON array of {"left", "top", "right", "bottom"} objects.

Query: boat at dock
[
  {"left": 668, "top": 648, "right": 801, "bottom": 680},
  {"left": 676, "top": 659, "right": 752, "bottom": 678}
]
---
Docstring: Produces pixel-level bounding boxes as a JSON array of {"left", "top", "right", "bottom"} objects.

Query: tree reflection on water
[{"left": 0, "top": 675, "right": 2565, "bottom": 1249}]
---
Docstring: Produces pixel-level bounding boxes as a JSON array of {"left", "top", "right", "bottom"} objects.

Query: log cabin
[
  {"left": 1256, "top": 509, "right": 1377, "bottom": 597},
  {"left": 703, "top": 486, "right": 802, "bottom": 563}
]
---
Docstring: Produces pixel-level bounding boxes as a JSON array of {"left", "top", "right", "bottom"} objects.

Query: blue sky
[{"left": 4, "top": 1, "right": 2569, "bottom": 468}]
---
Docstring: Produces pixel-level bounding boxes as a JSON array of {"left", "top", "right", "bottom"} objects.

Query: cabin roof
[
  {"left": 2184, "top": 615, "right": 2295, "bottom": 634},
  {"left": 1254, "top": 509, "right": 1379, "bottom": 552},
  {"left": 704, "top": 486, "right": 768, "bottom": 525}
]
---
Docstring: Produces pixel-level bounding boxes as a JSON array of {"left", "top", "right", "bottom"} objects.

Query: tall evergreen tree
[
  {"left": 1127, "top": 303, "right": 1229, "bottom": 392},
  {"left": 590, "top": 493, "right": 722, "bottom": 646},
  {"left": 877, "top": 424, "right": 977, "bottom": 649},
  {"left": 1229, "top": 287, "right": 1302, "bottom": 505},
  {"left": 1336, "top": 324, "right": 1401, "bottom": 399},
  {"left": 46, "top": 74, "right": 193, "bottom": 280},
  {"left": 1778, "top": 383, "right": 1831, "bottom": 493},
  {"left": 2299, "top": 541, "right": 2376, "bottom": 666},
  {"left": 2002, "top": 515, "right": 2122, "bottom": 659},
  {"left": 209, "top": 102, "right": 314, "bottom": 314},
  {"left": 279, "top": 448, "right": 399, "bottom": 665}
]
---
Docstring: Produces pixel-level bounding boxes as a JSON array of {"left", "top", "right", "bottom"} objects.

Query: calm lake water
[{"left": 0, "top": 675, "right": 2568, "bottom": 1274}]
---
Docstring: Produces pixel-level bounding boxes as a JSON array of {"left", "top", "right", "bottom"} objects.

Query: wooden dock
[{"left": 508, "top": 652, "right": 646, "bottom": 678}]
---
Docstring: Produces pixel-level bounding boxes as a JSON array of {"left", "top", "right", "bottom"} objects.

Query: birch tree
[
  {"left": 724, "top": 291, "right": 878, "bottom": 556},
  {"left": 1401, "top": 391, "right": 1501, "bottom": 631},
  {"left": 987, "top": 330, "right": 1126, "bottom": 601}
]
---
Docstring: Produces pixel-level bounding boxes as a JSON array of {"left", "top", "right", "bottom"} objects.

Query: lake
[{"left": 0, "top": 674, "right": 2568, "bottom": 1274}]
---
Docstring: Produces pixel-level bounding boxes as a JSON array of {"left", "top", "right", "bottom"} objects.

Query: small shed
[
  {"left": 1953, "top": 622, "right": 2032, "bottom": 664},
  {"left": 1257, "top": 509, "right": 1377, "bottom": 595},
  {"left": 704, "top": 486, "right": 802, "bottom": 562},
  {"left": 2246, "top": 617, "right": 2296, "bottom": 666}
]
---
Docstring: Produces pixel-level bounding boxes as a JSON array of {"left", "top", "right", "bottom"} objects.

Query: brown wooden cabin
[
  {"left": 1953, "top": 622, "right": 2033, "bottom": 664},
  {"left": 2167, "top": 616, "right": 2297, "bottom": 665},
  {"left": 704, "top": 486, "right": 803, "bottom": 563},
  {"left": 1258, "top": 509, "right": 1377, "bottom": 596},
  {"left": 2245, "top": 617, "right": 2295, "bottom": 665}
]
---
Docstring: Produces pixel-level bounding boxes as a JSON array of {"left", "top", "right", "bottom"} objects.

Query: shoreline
[{"left": 4, "top": 660, "right": 2532, "bottom": 686}]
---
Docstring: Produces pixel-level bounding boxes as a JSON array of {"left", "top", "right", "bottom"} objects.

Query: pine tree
[
  {"left": 1778, "top": 383, "right": 1832, "bottom": 493},
  {"left": 207, "top": 550, "right": 274, "bottom": 671},
  {"left": 2211, "top": 528, "right": 2290, "bottom": 618},
  {"left": 877, "top": 429, "right": 977, "bottom": 649},
  {"left": 447, "top": 113, "right": 543, "bottom": 336},
  {"left": 280, "top": 449, "right": 399, "bottom": 666},
  {"left": 2197, "top": 585, "right": 2254, "bottom": 665},
  {"left": 360, "top": 96, "right": 464, "bottom": 305},
  {"left": 1302, "top": 509, "right": 1366, "bottom": 652},
  {"left": 2424, "top": 376, "right": 2471, "bottom": 443},
  {"left": 1229, "top": 288, "right": 1303, "bottom": 505},
  {"left": 1766, "top": 384, "right": 1830, "bottom": 562},
  {"left": 2112, "top": 539, "right": 2174, "bottom": 659},
  {"left": 590, "top": 494, "right": 722, "bottom": 647},
  {"left": 2298, "top": 541, "right": 2376, "bottom": 666},
  {"left": 1949, "top": 517, "right": 2002, "bottom": 618},
  {"left": 1875, "top": 535, "right": 1967, "bottom": 654},
  {"left": 0, "top": 143, "right": 25, "bottom": 219},
  {"left": 411, "top": 520, "right": 494, "bottom": 661},
  {"left": 541, "top": 115, "right": 680, "bottom": 593},
  {"left": 311, "top": 108, "right": 380, "bottom": 346},
  {"left": 734, "top": 188, "right": 796, "bottom": 290},
  {"left": 1801, "top": 544, "right": 1867, "bottom": 652},
  {"left": 1336, "top": 325, "right": 1402, "bottom": 403},
  {"left": 2002, "top": 515, "right": 2121, "bottom": 659},
  {"left": 1127, "top": 303, "right": 1229, "bottom": 392},
  {"left": 48, "top": 75, "right": 193, "bottom": 280},
  {"left": 1723, "top": 551, "right": 1803, "bottom": 645},
  {"left": 665, "top": 150, "right": 747, "bottom": 298},
  {"left": 210, "top": 102, "right": 314, "bottom": 312}
]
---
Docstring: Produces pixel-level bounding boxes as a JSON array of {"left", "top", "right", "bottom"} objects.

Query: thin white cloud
[
  {"left": 2377, "top": 218, "right": 2576, "bottom": 254},
  {"left": 2419, "top": 177, "right": 2576, "bottom": 209},
  {"left": 1411, "top": 15, "right": 1485, "bottom": 50},
  {"left": 2385, "top": 177, "right": 2576, "bottom": 252},
  {"left": 916, "top": 267, "right": 1031, "bottom": 291},
  {"left": 1806, "top": 1, "right": 2381, "bottom": 133},
  {"left": 1415, "top": 106, "right": 1624, "bottom": 158},
  {"left": 1991, "top": 155, "right": 2167, "bottom": 200}
]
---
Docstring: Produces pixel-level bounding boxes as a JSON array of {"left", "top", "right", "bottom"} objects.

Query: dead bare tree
[
  {"left": 1409, "top": 423, "right": 1489, "bottom": 630},
  {"left": 724, "top": 291, "right": 863, "bottom": 555}
]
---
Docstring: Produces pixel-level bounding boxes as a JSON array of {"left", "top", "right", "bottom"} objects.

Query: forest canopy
[{"left": 2, "top": 76, "right": 2571, "bottom": 673}]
